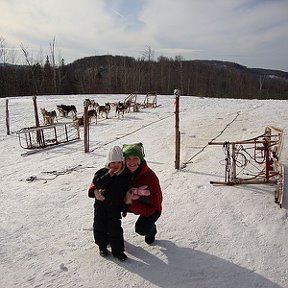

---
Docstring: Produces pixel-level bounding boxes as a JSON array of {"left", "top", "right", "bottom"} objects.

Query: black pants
[
  {"left": 135, "top": 210, "right": 161, "bottom": 237},
  {"left": 93, "top": 203, "right": 124, "bottom": 255}
]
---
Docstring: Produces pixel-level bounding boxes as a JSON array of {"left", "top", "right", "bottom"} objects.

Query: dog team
[{"left": 40, "top": 98, "right": 133, "bottom": 126}]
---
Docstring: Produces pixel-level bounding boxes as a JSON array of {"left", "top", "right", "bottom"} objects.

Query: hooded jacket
[
  {"left": 88, "top": 146, "right": 128, "bottom": 214},
  {"left": 126, "top": 160, "right": 162, "bottom": 217},
  {"left": 88, "top": 168, "right": 128, "bottom": 216}
]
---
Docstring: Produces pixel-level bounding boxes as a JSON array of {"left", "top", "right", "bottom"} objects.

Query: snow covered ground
[{"left": 0, "top": 94, "right": 288, "bottom": 288}]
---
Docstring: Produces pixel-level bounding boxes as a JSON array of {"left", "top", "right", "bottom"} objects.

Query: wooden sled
[
  {"left": 209, "top": 126, "right": 285, "bottom": 207},
  {"left": 16, "top": 122, "right": 80, "bottom": 150},
  {"left": 143, "top": 91, "right": 158, "bottom": 108}
]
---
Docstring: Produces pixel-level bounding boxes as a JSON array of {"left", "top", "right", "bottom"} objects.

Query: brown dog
[{"left": 41, "top": 108, "right": 57, "bottom": 125}]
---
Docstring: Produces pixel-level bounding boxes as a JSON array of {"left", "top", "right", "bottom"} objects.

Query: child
[{"left": 88, "top": 146, "right": 129, "bottom": 261}]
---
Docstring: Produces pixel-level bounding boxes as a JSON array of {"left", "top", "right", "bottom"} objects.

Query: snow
[{"left": 0, "top": 94, "right": 288, "bottom": 288}]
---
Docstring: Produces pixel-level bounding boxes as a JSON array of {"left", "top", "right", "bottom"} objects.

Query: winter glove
[
  {"left": 132, "top": 185, "right": 151, "bottom": 199},
  {"left": 124, "top": 186, "right": 150, "bottom": 204},
  {"left": 94, "top": 189, "right": 105, "bottom": 201}
]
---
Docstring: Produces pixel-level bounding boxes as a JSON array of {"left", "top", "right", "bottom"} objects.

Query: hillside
[{"left": 1, "top": 56, "right": 288, "bottom": 99}]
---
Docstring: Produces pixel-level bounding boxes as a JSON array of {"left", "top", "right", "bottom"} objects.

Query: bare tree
[
  {"left": 258, "top": 75, "right": 266, "bottom": 91},
  {"left": 142, "top": 45, "right": 154, "bottom": 91},
  {"left": 142, "top": 45, "right": 154, "bottom": 62},
  {"left": 20, "top": 43, "right": 39, "bottom": 94},
  {"left": 0, "top": 36, "right": 7, "bottom": 64},
  {"left": 20, "top": 43, "right": 33, "bottom": 66},
  {"left": 49, "top": 36, "right": 57, "bottom": 93}
]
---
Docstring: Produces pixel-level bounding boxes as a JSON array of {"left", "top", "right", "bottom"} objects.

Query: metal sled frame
[
  {"left": 16, "top": 122, "right": 80, "bottom": 150},
  {"left": 209, "top": 126, "right": 285, "bottom": 207}
]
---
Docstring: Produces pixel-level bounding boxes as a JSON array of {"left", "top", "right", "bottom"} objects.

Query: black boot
[
  {"left": 113, "top": 252, "right": 127, "bottom": 261},
  {"left": 99, "top": 247, "right": 109, "bottom": 257},
  {"left": 145, "top": 226, "right": 157, "bottom": 244}
]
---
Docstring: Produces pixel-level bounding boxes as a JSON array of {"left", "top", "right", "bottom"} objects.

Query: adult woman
[{"left": 123, "top": 143, "right": 162, "bottom": 244}]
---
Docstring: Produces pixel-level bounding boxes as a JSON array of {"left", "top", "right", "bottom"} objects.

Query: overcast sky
[{"left": 1, "top": 0, "right": 287, "bottom": 71}]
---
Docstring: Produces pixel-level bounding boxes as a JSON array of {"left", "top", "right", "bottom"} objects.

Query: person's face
[
  {"left": 108, "top": 161, "right": 123, "bottom": 174},
  {"left": 125, "top": 156, "right": 141, "bottom": 172}
]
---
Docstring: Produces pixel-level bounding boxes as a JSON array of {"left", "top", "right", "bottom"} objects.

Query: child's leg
[
  {"left": 107, "top": 216, "right": 125, "bottom": 255},
  {"left": 93, "top": 204, "right": 109, "bottom": 249}
]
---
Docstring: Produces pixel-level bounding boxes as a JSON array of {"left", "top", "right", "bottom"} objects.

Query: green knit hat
[{"left": 122, "top": 143, "right": 145, "bottom": 160}]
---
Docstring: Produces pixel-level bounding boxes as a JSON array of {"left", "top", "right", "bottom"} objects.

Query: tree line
[{"left": 1, "top": 54, "right": 288, "bottom": 99}]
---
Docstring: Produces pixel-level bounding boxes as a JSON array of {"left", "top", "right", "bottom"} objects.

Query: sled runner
[
  {"left": 209, "top": 126, "right": 285, "bottom": 207},
  {"left": 16, "top": 121, "right": 80, "bottom": 149}
]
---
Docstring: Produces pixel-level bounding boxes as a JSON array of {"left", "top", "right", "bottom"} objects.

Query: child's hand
[
  {"left": 135, "top": 185, "right": 150, "bottom": 196},
  {"left": 131, "top": 186, "right": 151, "bottom": 200},
  {"left": 108, "top": 167, "right": 121, "bottom": 176},
  {"left": 124, "top": 189, "right": 134, "bottom": 204},
  {"left": 124, "top": 186, "right": 151, "bottom": 204},
  {"left": 94, "top": 189, "right": 105, "bottom": 201}
]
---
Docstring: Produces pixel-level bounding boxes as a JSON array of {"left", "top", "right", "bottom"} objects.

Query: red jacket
[{"left": 126, "top": 161, "right": 162, "bottom": 217}]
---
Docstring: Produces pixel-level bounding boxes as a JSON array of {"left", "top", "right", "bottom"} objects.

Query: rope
[
  {"left": 182, "top": 111, "right": 241, "bottom": 166},
  {"left": 23, "top": 164, "right": 96, "bottom": 184},
  {"left": 90, "top": 113, "right": 174, "bottom": 152}
]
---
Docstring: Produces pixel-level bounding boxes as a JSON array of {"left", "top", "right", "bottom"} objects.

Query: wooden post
[
  {"left": 32, "top": 95, "right": 40, "bottom": 127},
  {"left": 6, "top": 99, "right": 10, "bottom": 135},
  {"left": 32, "top": 95, "right": 42, "bottom": 143},
  {"left": 231, "top": 143, "right": 236, "bottom": 183},
  {"left": 174, "top": 89, "right": 180, "bottom": 169},
  {"left": 264, "top": 139, "right": 270, "bottom": 182},
  {"left": 83, "top": 101, "right": 89, "bottom": 153}
]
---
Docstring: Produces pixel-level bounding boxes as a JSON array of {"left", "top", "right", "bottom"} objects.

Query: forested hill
[{"left": 1, "top": 55, "right": 287, "bottom": 99}]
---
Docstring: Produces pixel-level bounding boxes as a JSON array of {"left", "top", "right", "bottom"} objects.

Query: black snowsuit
[{"left": 92, "top": 168, "right": 129, "bottom": 255}]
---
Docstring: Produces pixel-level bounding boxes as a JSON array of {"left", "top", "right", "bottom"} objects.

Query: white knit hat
[{"left": 105, "top": 146, "right": 124, "bottom": 167}]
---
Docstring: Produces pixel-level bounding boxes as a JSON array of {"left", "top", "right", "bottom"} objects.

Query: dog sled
[
  {"left": 124, "top": 92, "right": 139, "bottom": 112},
  {"left": 209, "top": 126, "right": 285, "bottom": 207},
  {"left": 16, "top": 121, "right": 80, "bottom": 150},
  {"left": 143, "top": 91, "right": 158, "bottom": 108}
]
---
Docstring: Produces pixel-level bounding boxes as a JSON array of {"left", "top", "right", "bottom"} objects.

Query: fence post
[
  {"left": 174, "top": 89, "right": 180, "bottom": 169},
  {"left": 32, "top": 95, "right": 42, "bottom": 143},
  {"left": 6, "top": 98, "right": 10, "bottom": 135},
  {"left": 83, "top": 100, "right": 89, "bottom": 153},
  {"left": 32, "top": 95, "right": 40, "bottom": 127}
]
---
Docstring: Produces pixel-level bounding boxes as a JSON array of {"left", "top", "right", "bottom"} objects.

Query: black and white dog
[
  {"left": 115, "top": 102, "right": 125, "bottom": 118},
  {"left": 57, "top": 104, "right": 77, "bottom": 117}
]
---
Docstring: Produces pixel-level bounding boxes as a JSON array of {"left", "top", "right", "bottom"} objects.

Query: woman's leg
[{"left": 135, "top": 211, "right": 161, "bottom": 243}]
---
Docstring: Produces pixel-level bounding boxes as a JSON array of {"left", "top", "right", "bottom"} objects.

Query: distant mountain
[{"left": 187, "top": 60, "right": 288, "bottom": 81}]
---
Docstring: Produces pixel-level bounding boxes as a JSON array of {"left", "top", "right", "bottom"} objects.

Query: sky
[
  {"left": 1, "top": 93, "right": 288, "bottom": 287},
  {"left": 0, "top": 0, "right": 288, "bottom": 71}
]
